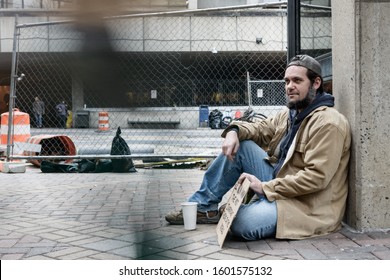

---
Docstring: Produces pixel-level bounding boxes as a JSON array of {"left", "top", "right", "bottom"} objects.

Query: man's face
[{"left": 284, "top": 66, "right": 320, "bottom": 110}]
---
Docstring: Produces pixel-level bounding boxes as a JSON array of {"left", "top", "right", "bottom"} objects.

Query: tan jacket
[{"left": 223, "top": 107, "right": 351, "bottom": 239}]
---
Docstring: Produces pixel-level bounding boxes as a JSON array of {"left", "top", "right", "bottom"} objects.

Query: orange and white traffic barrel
[
  {"left": 0, "top": 109, "right": 31, "bottom": 145},
  {"left": 23, "top": 134, "right": 77, "bottom": 167},
  {"left": 98, "top": 111, "right": 109, "bottom": 131}
]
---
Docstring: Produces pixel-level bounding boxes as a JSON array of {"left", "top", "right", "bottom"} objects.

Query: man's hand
[
  {"left": 238, "top": 172, "right": 264, "bottom": 195},
  {"left": 222, "top": 130, "right": 240, "bottom": 161}
]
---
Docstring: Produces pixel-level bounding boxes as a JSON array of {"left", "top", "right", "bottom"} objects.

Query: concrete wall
[
  {"left": 0, "top": 17, "right": 15, "bottom": 52},
  {"left": 1, "top": 15, "right": 288, "bottom": 53},
  {"left": 195, "top": 0, "right": 287, "bottom": 9},
  {"left": 0, "top": 12, "right": 332, "bottom": 54},
  {"left": 333, "top": 0, "right": 390, "bottom": 231}
]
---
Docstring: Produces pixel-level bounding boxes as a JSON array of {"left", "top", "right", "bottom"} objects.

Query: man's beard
[{"left": 287, "top": 87, "right": 317, "bottom": 110}]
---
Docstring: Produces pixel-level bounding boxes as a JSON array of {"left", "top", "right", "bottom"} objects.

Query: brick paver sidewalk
[{"left": 0, "top": 167, "right": 389, "bottom": 260}]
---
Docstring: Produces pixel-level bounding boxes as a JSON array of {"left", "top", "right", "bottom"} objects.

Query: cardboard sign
[{"left": 216, "top": 178, "right": 250, "bottom": 248}]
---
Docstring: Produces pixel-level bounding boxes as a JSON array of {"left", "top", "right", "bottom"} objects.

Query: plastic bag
[
  {"left": 40, "top": 161, "right": 78, "bottom": 173},
  {"left": 209, "top": 109, "right": 223, "bottom": 129},
  {"left": 221, "top": 116, "right": 232, "bottom": 129},
  {"left": 110, "top": 127, "right": 136, "bottom": 172}
]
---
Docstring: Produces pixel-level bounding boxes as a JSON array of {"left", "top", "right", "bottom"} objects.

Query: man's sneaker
[{"left": 165, "top": 209, "right": 220, "bottom": 225}]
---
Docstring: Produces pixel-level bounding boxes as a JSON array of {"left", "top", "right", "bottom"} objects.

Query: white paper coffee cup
[{"left": 181, "top": 202, "right": 198, "bottom": 230}]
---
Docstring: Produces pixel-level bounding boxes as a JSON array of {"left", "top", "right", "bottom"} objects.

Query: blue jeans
[
  {"left": 188, "top": 140, "right": 277, "bottom": 240},
  {"left": 34, "top": 113, "right": 42, "bottom": 128}
]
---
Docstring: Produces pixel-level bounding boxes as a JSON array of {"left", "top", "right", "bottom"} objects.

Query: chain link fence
[
  {"left": 1, "top": 2, "right": 332, "bottom": 167},
  {"left": 248, "top": 79, "right": 285, "bottom": 107},
  {"left": 300, "top": 2, "right": 331, "bottom": 58}
]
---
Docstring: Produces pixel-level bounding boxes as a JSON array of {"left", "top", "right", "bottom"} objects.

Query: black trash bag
[
  {"left": 110, "top": 127, "right": 136, "bottom": 173},
  {"left": 40, "top": 160, "right": 78, "bottom": 173},
  {"left": 209, "top": 109, "right": 223, "bottom": 129},
  {"left": 221, "top": 116, "right": 232, "bottom": 129},
  {"left": 78, "top": 159, "right": 96, "bottom": 173},
  {"left": 77, "top": 159, "right": 113, "bottom": 173},
  {"left": 95, "top": 159, "right": 114, "bottom": 173}
]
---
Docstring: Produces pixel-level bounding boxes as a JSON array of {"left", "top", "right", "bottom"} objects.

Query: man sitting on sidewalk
[{"left": 166, "top": 54, "right": 351, "bottom": 240}]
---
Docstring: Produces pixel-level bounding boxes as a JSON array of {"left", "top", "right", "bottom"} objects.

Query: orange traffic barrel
[
  {"left": 98, "top": 111, "right": 109, "bottom": 131},
  {"left": 23, "top": 134, "right": 77, "bottom": 167},
  {"left": 0, "top": 109, "right": 31, "bottom": 145}
]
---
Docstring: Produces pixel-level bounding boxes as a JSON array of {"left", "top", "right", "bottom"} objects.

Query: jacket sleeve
[
  {"left": 221, "top": 109, "right": 288, "bottom": 148},
  {"left": 262, "top": 116, "right": 348, "bottom": 200}
]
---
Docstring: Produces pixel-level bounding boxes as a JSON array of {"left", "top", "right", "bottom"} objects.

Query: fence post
[
  {"left": 6, "top": 15, "right": 19, "bottom": 162},
  {"left": 247, "top": 71, "right": 252, "bottom": 107},
  {"left": 287, "top": 0, "right": 301, "bottom": 62}
]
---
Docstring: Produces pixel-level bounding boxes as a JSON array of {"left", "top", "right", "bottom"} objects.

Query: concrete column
[
  {"left": 332, "top": 0, "right": 390, "bottom": 231},
  {"left": 71, "top": 74, "right": 85, "bottom": 127}
]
